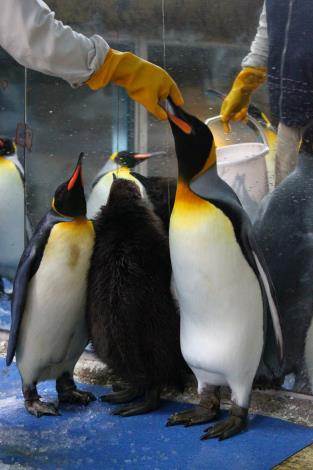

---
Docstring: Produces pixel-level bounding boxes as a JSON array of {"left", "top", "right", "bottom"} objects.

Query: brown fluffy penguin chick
[{"left": 87, "top": 178, "right": 185, "bottom": 416}]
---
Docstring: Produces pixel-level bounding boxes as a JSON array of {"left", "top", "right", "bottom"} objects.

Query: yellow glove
[
  {"left": 86, "top": 48, "right": 184, "bottom": 120},
  {"left": 220, "top": 66, "right": 267, "bottom": 132}
]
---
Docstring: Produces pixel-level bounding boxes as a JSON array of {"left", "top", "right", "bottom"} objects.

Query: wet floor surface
[{"left": 0, "top": 357, "right": 313, "bottom": 470}]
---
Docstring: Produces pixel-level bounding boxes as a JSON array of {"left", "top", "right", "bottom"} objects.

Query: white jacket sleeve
[
  {"left": 0, "top": 0, "right": 110, "bottom": 86},
  {"left": 242, "top": 2, "right": 268, "bottom": 68}
]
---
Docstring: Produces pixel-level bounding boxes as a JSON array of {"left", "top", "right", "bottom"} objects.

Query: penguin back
[{"left": 87, "top": 179, "right": 185, "bottom": 388}]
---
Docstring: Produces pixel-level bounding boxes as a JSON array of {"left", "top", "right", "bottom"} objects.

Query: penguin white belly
[
  {"left": 170, "top": 196, "right": 263, "bottom": 388},
  {"left": 0, "top": 159, "right": 24, "bottom": 279},
  {"left": 16, "top": 220, "right": 94, "bottom": 385},
  {"left": 87, "top": 178, "right": 111, "bottom": 219}
]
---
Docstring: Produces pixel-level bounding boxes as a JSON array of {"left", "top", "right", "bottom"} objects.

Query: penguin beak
[
  {"left": 165, "top": 98, "right": 193, "bottom": 135},
  {"left": 67, "top": 152, "right": 84, "bottom": 191},
  {"left": 133, "top": 151, "right": 166, "bottom": 161}
]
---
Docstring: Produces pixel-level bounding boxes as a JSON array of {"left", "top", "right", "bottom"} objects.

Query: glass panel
[
  {"left": 12, "top": 0, "right": 309, "bottom": 397},
  {"left": 0, "top": 49, "right": 25, "bottom": 331}
]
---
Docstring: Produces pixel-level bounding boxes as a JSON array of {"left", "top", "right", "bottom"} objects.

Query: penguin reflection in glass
[
  {"left": 87, "top": 175, "right": 185, "bottom": 416},
  {"left": 165, "top": 99, "right": 283, "bottom": 440},
  {"left": 254, "top": 126, "right": 313, "bottom": 391},
  {"left": 0, "top": 137, "right": 32, "bottom": 294},
  {"left": 6, "top": 153, "right": 96, "bottom": 416},
  {"left": 87, "top": 150, "right": 176, "bottom": 232}
]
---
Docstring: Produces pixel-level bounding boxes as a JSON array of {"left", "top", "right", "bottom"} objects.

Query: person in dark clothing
[{"left": 221, "top": 1, "right": 313, "bottom": 187}]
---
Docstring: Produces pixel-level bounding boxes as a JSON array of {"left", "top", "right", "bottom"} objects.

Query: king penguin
[
  {"left": 6, "top": 153, "right": 96, "bottom": 417},
  {"left": 87, "top": 150, "right": 165, "bottom": 219},
  {"left": 87, "top": 175, "right": 186, "bottom": 416},
  {"left": 165, "top": 99, "right": 283, "bottom": 440},
  {"left": 0, "top": 137, "right": 31, "bottom": 291},
  {"left": 254, "top": 130, "right": 313, "bottom": 391}
]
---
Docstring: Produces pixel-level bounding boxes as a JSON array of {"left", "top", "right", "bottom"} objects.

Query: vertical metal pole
[
  {"left": 134, "top": 36, "right": 148, "bottom": 176},
  {"left": 23, "top": 68, "right": 27, "bottom": 248}
]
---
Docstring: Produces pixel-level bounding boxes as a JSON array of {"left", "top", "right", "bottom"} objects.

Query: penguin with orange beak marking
[
  {"left": 87, "top": 150, "right": 176, "bottom": 232},
  {"left": 165, "top": 99, "right": 283, "bottom": 440},
  {"left": 87, "top": 150, "right": 165, "bottom": 219},
  {"left": 6, "top": 153, "right": 96, "bottom": 417}
]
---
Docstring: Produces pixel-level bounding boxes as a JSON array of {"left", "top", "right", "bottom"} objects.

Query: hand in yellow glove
[
  {"left": 220, "top": 66, "right": 267, "bottom": 132},
  {"left": 86, "top": 48, "right": 184, "bottom": 120}
]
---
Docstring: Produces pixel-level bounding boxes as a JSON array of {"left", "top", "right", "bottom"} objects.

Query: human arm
[
  {"left": 0, "top": 0, "right": 109, "bottom": 86},
  {"left": 221, "top": 3, "right": 268, "bottom": 130},
  {"left": 0, "top": 0, "right": 183, "bottom": 118}
]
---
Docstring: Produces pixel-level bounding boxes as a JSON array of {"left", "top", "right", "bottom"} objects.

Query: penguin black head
[
  {"left": 166, "top": 98, "right": 215, "bottom": 182},
  {"left": 112, "top": 150, "right": 166, "bottom": 169},
  {"left": 107, "top": 178, "right": 142, "bottom": 205},
  {"left": 0, "top": 137, "right": 16, "bottom": 156},
  {"left": 52, "top": 152, "right": 86, "bottom": 218}
]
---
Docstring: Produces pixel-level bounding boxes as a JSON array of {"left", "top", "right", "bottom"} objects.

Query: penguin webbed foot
[
  {"left": 25, "top": 399, "right": 60, "bottom": 418},
  {"left": 23, "top": 383, "right": 59, "bottom": 417},
  {"left": 166, "top": 404, "right": 219, "bottom": 427},
  {"left": 58, "top": 388, "right": 96, "bottom": 406},
  {"left": 111, "top": 388, "right": 160, "bottom": 416},
  {"left": 201, "top": 404, "right": 248, "bottom": 441},
  {"left": 56, "top": 373, "right": 96, "bottom": 406},
  {"left": 100, "top": 385, "right": 142, "bottom": 404}
]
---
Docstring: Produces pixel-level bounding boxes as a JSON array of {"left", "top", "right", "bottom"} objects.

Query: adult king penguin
[
  {"left": 254, "top": 128, "right": 313, "bottom": 391},
  {"left": 87, "top": 176, "right": 186, "bottom": 416},
  {"left": 0, "top": 137, "right": 31, "bottom": 291},
  {"left": 6, "top": 153, "right": 96, "bottom": 417},
  {"left": 87, "top": 150, "right": 165, "bottom": 219},
  {"left": 165, "top": 99, "right": 283, "bottom": 440}
]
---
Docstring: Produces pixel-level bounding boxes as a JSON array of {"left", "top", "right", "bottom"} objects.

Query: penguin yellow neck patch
[
  {"left": 171, "top": 180, "right": 216, "bottom": 229},
  {"left": 0, "top": 156, "right": 15, "bottom": 171}
]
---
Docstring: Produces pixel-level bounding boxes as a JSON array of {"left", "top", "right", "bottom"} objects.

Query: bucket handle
[{"left": 205, "top": 114, "right": 268, "bottom": 146}]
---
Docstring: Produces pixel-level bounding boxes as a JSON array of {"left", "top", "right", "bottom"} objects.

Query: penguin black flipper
[
  {"left": 190, "top": 166, "right": 283, "bottom": 365},
  {"left": 6, "top": 210, "right": 73, "bottom": 366}
]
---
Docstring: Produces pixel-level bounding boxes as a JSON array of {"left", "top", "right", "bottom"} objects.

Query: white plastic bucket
[{"left": 216, "top": 142, "right": 269, "bottom": 219}]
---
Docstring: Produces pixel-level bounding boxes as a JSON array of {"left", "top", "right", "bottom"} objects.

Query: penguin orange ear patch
[{"left": 168, "top": 113, "right": 192, "bottom": 134}]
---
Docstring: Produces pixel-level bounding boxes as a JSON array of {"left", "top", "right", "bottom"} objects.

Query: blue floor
[{"left": 0, "top": 359, "right": 313, "bottom": 469}]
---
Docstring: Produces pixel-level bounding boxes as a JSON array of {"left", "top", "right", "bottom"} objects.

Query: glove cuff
[{"left": 86, "top": 48, "right": 136, "bottom": 90}]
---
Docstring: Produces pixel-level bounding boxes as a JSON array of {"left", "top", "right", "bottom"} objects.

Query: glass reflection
[{"left": 0, "top": 49, "right": 25, "bottom": 330}]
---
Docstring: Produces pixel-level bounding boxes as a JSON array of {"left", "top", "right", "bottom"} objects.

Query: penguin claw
[
  {"left": 25, "top": 399, "right": 60, "bottom": 418},
  {"left": 111, "top": 399, "right": 159, "bottom": 417},
  {"left": 58, "top": 389, "right": 96, "bottom": 406},
  {"left": 201, "top": 415, "right": 247, "bottom": 441},
  {"left": 100, "top": 387, "right": 141, "bottom": 404},
  {"left": 167, "top": 406, "right": 218, "bottom": 427}
]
